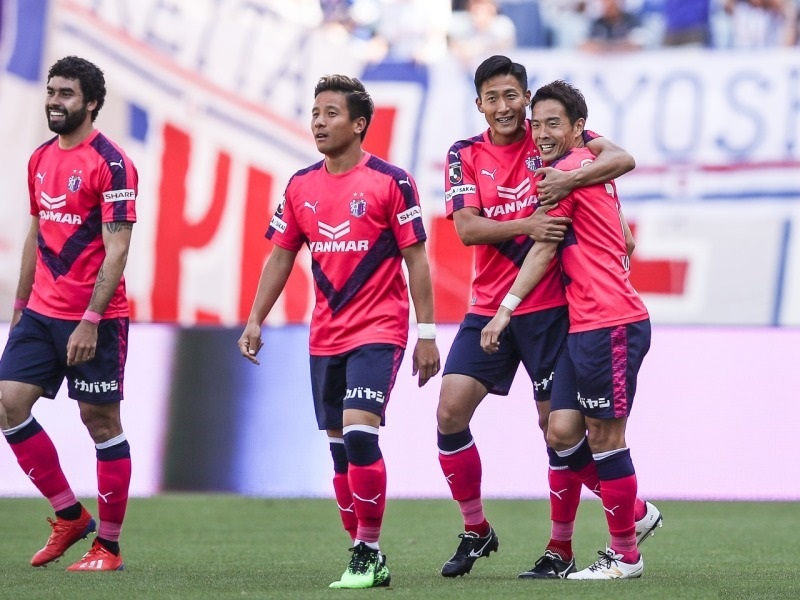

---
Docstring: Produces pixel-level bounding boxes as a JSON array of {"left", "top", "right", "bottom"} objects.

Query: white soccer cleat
[
  {"left": 567, "top": 547, "right": 643, "bottom": 580},
  {"left": 635, "top": 500, "right": 663, "bottom": 546}
]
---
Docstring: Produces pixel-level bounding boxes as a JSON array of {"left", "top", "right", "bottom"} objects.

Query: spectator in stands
[
  {"left": 723, "top": 0, "right": 797, "bottom": 47},
  {"left": 540, "top": 1, "right": 592, "bottom": 49},
  {"left": 497, "top": 0, "right": 547, "bottom": 47},
  {"left": 661, "top": 0, "right": 712, "bottom": 46},
  {"left": 449, "top": 0, "right": 517, "bottom": 66},
  {"left": 581, "top": 0, "right": 649, "bottom": 52}
]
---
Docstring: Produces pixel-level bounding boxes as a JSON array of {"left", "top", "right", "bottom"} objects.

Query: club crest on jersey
[
  {"left": 449, "top": 161, "right": 463, "bottom": 184},
  {"left": 526, "top": 156, "right": 543, "bottom": 172},
  {"left": 350, "top": 197, "right": 367, "bottom": 218},
  {"left": 67, "top": 171, "right": 83, "bottom": 193}
]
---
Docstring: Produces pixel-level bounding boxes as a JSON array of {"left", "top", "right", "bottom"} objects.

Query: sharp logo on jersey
[
  {"left": 350, "top": 197, "right": 367, "bottom": 218},
  {"left": 102, "top": 189, "right": 136, "bottom": 202},
  {"left": 67, "top": 172, "right": 83, "bottom": 193},
  {"left": 344, "top": 386, "right": 386, "bottom": 404},
  {"left": 319, "top": 220, "right": 350, "bottom": 240},
  {"left": 480, "top": 168, "right": 498, "bottom": 180},
  {"left": 40, "top": 191, "right": 67, "bottom": 210},
  {"left": 448, "top": 161, "right": 462, "bottom": 184},
  {"left": 577, "top": 392, "right": 610, "bottom": 410},
  {"left": 445, "top": 184, "right": 476, "bottom": 202},
  {"left": 397, "top": 206, "right": 422, "bottom": 224},
  {"left": 526, "top": 156, "right": 543, "bottom": 171},
  {"left": 73, "top": 378, "right": 119, "bottom": 393},
  {"left": 270, "top": 215, "right": 287, "bottom": 233},
  {"left": 309, "top": 240, "right": 369, "bottom": 252}
]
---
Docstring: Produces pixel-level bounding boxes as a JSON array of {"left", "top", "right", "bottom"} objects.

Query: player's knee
[
  {"left": 343, "top": 426, "right": 382, "bottom": 467},
  {"left": 586, "top": 424, "right": 625, "bottom": 454}
]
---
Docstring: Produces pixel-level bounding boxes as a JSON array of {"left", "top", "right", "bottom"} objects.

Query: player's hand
[
  {"left": 535, "top": 166, "right": 575, "bottom": 205},
  {"left": 522, "top": 204, "right": 571, "bottom": 243},
  {"left": 480, "top": 311, "right": 512, "bottom": 354},
  {"left": 66, "top": 320, "right": 99, "bottom": 366},
  {"left": 412, "top": 339, "right": 440, "bottom": 387},
  {"left": 238, "top": 323, "right": 264, "bottom": 365}
]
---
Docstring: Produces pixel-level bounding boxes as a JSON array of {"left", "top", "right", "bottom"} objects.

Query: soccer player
[
  {"left": 481, "top": 79, "right": 655, "bottom": 580},
  {"left": 438, "top": 54, "right": 660, "bottom": 579},
  {"left": 0, "top": 56, "right": 137, "bottom": 571},
  {"left": 237, "top": 75, "right": 440, "bottom": 590}
]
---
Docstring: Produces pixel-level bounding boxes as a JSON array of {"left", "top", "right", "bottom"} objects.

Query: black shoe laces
[{"left": 589, "top": 549, "right": 618, "bottom": 572}]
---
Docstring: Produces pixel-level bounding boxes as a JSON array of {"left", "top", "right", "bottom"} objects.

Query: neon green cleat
[{"left": 329, "top": 542, "right": 391, "bottom": 589}]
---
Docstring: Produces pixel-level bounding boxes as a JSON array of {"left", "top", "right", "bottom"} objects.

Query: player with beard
[{"left": 0, "top": 56, "right": 137, "bottom": 571}]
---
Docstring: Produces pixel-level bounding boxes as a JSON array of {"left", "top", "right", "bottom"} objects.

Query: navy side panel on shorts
[
  {"left": 310, "top": 343, "right": 404, "bottom": 430},
  {"left": 567, "top": 319, "right": 651, "bottom": 419}
]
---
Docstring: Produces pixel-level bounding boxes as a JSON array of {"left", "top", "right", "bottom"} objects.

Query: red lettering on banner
[
  {"left": 628, "top": 223, "right": 689, "bottom": 294},
  {"left": 363, "top": 106, "right": 396, "bottom": 161},
  {"left": 239, "top": 167, "right": 311, "bottom": 324},
  {"left": 429, "top": 216, "right": 472, "bottom": 322},
  {"left": 152, "top": 124, "right": 229, "bottom": 322}
]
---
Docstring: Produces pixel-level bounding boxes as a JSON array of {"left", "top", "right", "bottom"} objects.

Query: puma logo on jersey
[
  {"left": 398, "top": 177, "right": 411, "bottom": 186},
  {"left": 36, "top": 172, "right": 46, "bottom": 183},
  {"left": 304, "top": 201, "right": 319, "bottom": 213},
  {"left": 109, "top": 159, "right": 124, "bottom": 169},
  {"left": 480, "top": 168, "right": 498, "bottom": 180}
]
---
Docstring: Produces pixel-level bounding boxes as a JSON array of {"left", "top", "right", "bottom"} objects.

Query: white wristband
[
  {"left": 417, "top": 323, "right": 437, "bottom": 340},
  {"left": 500, "top": 293, "right": 522, "bottom": 312}
]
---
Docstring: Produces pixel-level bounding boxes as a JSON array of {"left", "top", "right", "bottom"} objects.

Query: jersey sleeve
[
  {"left": 388, "top": 171, "right": 427, "bottom": 249},
  {"left": 99, "top": 154, "right": 138, "bottom": 223},
  {"left": 444, "top": 143, "right": 478, "bottom": 218},
  {"left": 266, "top": 179, "right": 305, "bottom": 252}
]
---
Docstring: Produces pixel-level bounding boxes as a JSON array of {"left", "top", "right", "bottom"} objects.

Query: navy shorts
[
  {"left": 0, "top": 309, "right": 129, "bottom": 403},
  {"left": 309, "top": 343, "right": 405, "bottom": 430},
  {"left": 443, "top": 306, "right": 568, "bottom": 399},
  {"left": 551, "top": 319, "right": 651, "bottom": 419}
]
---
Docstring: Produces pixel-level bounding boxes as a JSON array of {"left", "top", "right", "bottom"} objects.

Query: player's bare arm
[
  {"left": 480, "top": 240, "right": 558, "bottom": 354},
  {"left": 10, "top": 217, "right": 39, "bottom": 331},
  {"left": 621, "top": 209, "right": 635, "bottom": 256},
  {"left": 67, "top": 221, "right": 132, "bottom": 366},
  {"left": 238, "top": 245, "right": 298, "bottom": 365},
  {"left": 401, "top": 242, "right": 441, "bottom": 387},
  {"left": 535, "top": 137, "right": 635, "bottom": 205}
]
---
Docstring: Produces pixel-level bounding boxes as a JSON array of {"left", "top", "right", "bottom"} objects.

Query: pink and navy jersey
[
  {"left": 546, "top": 147, "right": 649, "bottom": 332},
  {"left": 444, "top": 120, "right": 600, "bottom": 317},
  {"left": 27, "top": 129, "right": 138, "bottom": 320},
  {"left": 266, "top": 152, "right": 427, "bottom": 356}
]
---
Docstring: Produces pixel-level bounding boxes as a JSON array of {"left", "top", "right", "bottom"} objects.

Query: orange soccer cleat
[
  {"left": 66, "top": 539, "right": 124, "bottom": 571},
  {"left": 31, "top": 506, "right": 96, "bottom": 567}
]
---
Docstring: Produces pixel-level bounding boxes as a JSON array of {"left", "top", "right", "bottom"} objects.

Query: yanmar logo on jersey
[
  {"left": 445, "top": 184, "right": 476, "bottom": 203},
  {"left": 397, "top": 206, "right": 421, "bottom": 224},
  {"left": 102, "top": 189, "right": 136, "bottom": 203},
  {"left": 39, "top": 191, "right": 82, "bottom": 224},
  {"left": 483, "top": 179, "right": 536, "bottom": 218}
]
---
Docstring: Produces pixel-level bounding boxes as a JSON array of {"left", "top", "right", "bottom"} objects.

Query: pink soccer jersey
[
  {"left": 266, "top": 152, "right": 427, "bottom": 356},
  {"left": 26, "top": 130, "right": 138, "bottom": 320},
  {"left": 444, "top": 120, "right": 572, "bottom": 317},
  {"left": 545, "top": 147, "right": 649, "bottom": 332}
]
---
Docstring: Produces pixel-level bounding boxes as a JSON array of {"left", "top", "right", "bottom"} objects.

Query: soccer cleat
[
  {"left": 440, "top": 527, "right": 499, "bottom": 577},
  {"left": 635, "top": 500, "right": 663, "bottom": 546},
  {"left": 518, "top": 549, "right": 576, "bottom": 579},
  {"left": 567, "top": 547, "right": 643, "bottom": 580},
  {"left": 329, "top": 542, "right": 391, "bottom": 589},
  {"left": 31, "top": 506, "right": 96, "bottom": 567},
  {"left": 66, "top": 539, "right": 124, "bottom": 571}
]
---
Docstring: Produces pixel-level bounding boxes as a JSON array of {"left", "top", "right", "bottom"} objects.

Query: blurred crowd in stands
[{"left": 280, "top": 0, "right": 799, "bottom": 65}]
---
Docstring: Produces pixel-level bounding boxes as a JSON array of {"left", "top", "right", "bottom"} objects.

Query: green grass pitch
[{"left": 1, "top": 495, "right": 799, "bottom": 599}]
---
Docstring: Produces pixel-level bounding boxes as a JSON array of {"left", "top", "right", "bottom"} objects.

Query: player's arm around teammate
[{"left": 535, "top": 136, "right": 635, "bottom": 206}]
